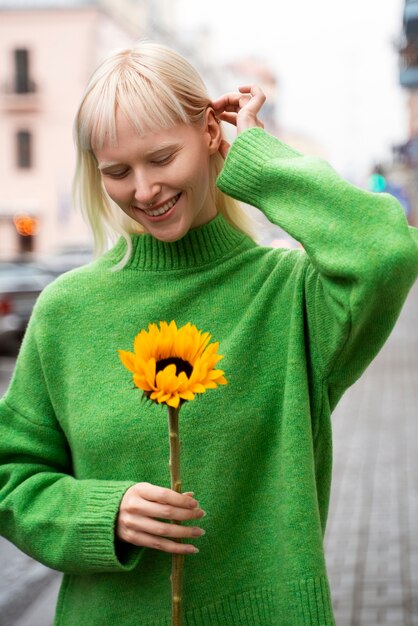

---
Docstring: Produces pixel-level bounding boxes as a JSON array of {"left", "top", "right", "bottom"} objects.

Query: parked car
[
  {"left": 36, "top": 244, "right": 93, "bottom": 277},
  {"left": 0, "top": 261, "right": 55, "bottom": 354}
]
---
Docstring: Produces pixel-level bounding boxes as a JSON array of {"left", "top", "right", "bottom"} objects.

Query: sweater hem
[{"left": 54, "top": 578, "right": 336, "bottom": 626}]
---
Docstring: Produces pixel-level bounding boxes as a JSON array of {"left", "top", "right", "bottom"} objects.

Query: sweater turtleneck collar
[{"left": 107, "top": 213, "right": 248, "bottom": 271}]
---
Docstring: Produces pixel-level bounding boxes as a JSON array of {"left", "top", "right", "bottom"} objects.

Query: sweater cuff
[
  {"left": 79, "top": 481, "right": 145, "bottom": 572},
  {"left": 216, "top": 127, "right": 302, "bottom": 207}
]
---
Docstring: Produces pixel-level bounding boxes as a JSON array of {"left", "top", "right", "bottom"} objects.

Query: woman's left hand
[{"left": 211, "top": 85, "right": 266, "bottom": 159}]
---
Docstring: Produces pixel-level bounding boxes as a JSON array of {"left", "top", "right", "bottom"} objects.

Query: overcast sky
[{"left": 176, "top": 0, "right": 406, "bottom": 183}]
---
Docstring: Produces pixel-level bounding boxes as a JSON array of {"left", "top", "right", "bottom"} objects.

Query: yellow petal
[
  {"left": 191, "top": 383, "right": 206, "bottom": 393},
  {"left": 133, "top": 373, "right": 153, "bottom": 391},
  {"left": 203, "top": 381, "right": 218, "bottom": 389},
  {"left": 179, "top": 390, "right": 195, "bottom": 401},
  {"left": 156, "top": 364, "right": 178, "bottom": 391},
  {"left": 176, "top": 371, "right": 189, "bottom": 391},
  {"left": 145, "top": 358, "right": 156, "bottom": 390},
  {"left": 208, "top": 369, "right": 225, "bottom": 380},
  {"left": 167, "top": 395, "right": 180, "bottom": 408},
  {"left": 118, "top": 350, "right": 136, "bottom": 372}
]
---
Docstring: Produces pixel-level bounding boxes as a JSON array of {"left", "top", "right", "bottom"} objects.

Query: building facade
[
  {"left": 0, "top": 0, "right": 178, "bottom": 259},
  {"left": 393, "top": 0, "right": 418, "bottom": 226}
]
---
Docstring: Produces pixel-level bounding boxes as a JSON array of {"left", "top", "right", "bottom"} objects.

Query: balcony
[
  {"left": 399, "top": 39, "right": 418, "bottom": 87},
  {"left": 0, "top": 81, "right": 41, "bottom": 113},
  {"left": 404, "top": 0, "right": 418, "bottom": 36}
]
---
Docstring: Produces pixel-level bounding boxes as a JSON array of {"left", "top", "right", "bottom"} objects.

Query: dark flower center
[{"left": 156, "top": 357, "right": 193, "bottom": 378}]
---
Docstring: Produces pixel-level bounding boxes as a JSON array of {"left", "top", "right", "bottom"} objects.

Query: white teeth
[{"left": 143, "top": 194, "right": 180, "bottom": 217}]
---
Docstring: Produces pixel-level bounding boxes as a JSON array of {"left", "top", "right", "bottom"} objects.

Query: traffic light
[{"left": 13, "top": 214, "right": 39, "bottom": 237}]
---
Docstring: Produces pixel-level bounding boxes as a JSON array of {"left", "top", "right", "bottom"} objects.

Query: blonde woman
[{"left": 0, "top": 42, "right": 417, "bottom": 626}]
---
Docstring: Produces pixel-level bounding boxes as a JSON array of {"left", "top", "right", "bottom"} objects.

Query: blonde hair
[{"left": 72, "top": 41, "right": 258, "bottom": 269}]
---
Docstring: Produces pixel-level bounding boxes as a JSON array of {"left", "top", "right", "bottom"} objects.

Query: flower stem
[{"left": 168, "top": 405, "right": 184, "bottom": 626}]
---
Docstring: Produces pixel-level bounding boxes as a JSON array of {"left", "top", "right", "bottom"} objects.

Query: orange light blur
[{"left": 13, "top": 214, "right": 39, "bottom": 237}]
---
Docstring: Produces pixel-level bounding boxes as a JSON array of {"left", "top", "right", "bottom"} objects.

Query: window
[
  {"left": 16, "top": 131, "right": 32, "bottom": 168},
  {"left": 14, "top": 49, "right": 31, "bottom": 94}
]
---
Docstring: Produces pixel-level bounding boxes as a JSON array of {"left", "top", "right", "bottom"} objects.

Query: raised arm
[{"left": 214, "top": 88, "right": 418, "bottom": 407}]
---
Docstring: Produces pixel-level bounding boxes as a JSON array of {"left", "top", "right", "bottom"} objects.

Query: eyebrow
[{"left": 97, "top": 142, "right": 181, "bottom": 171}]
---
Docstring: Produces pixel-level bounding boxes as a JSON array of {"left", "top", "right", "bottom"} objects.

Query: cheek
[
  {"left": 102, "top": 180, "right": 127, "bottom": 204},
  {"left": 185, "top": 156, "right": 211, "bottom": 190}
]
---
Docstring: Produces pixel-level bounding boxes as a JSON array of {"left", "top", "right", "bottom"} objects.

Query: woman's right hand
[{"left": 116, "top": 482, "right": 206, "bottom": 554}]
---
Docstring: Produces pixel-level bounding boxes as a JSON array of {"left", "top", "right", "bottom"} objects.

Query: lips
[{"left": 137, "top": 193, "right": 182, "bottom": 218}]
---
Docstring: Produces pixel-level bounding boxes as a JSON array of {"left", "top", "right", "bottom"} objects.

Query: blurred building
[
  {"left": 393, "top": 0, "right": 418, "bottom": 226},
  {"left": 0, "top": 0, "right": 181, "bottom": 259},
  {"left": 220, "top": 56, "right": 326, "bottom": 246}
]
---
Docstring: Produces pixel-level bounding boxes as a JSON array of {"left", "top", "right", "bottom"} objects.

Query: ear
[{"left": 204, "top": 107, "right": 222, "bottom": 155}]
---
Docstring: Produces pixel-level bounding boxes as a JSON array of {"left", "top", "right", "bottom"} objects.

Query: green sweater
[{"left": 1, "top": 129, "right": 417, "bottom": 626}]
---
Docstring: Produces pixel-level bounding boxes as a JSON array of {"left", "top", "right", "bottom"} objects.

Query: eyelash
[
  {"left": 104, "top": 154, "right": 175, "bottom": 179},
  {"left": 106, "top": 170, "right": 129, "bottom": 179},
  {"left": 151, "top": 154, "right": 174, "bottom": 166}
]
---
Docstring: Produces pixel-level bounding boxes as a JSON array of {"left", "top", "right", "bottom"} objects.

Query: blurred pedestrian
[
  {"left": 1, "top": 42, "right": 417, "bottom": 626},
  {"left": 369, "top": 164, "right": 413, "bottom": 224}
]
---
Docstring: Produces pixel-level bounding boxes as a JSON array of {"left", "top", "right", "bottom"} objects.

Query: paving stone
[{"left": 324, "top": 283, "right": 418, "bottom": 625}]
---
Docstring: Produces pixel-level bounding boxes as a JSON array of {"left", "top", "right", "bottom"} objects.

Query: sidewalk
[
  {"left": 13, "top": 575, "right": 61, "bottom": 626},
  {"left": 325, "top": 281, "right": 418, "bottom": 625}
]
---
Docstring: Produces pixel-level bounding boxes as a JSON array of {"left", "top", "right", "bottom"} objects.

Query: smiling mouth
[{"left": 139, "top": 193, "right": 182, "bottom": 218}]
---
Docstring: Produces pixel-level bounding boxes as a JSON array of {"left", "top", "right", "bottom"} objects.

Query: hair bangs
[
  {"left": 116, "top": 64, "right": 188, "bottom": 137},
  {"left": 77, "top": 72, "right": 120, "bottom": 153},
  {"left": 78, "top": 60, "right": 193, "bottom": 154}
]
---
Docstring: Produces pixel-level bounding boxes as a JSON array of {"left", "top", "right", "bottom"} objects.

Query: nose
[{"left": 133, "top": 169, "right": 161, "bottom": 206}]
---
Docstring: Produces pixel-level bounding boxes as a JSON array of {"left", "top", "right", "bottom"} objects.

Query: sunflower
[{"left": 118, "top": 321, "right": 228, "bottom": 408}]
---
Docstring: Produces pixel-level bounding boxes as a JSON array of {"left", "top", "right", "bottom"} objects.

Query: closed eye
[
  {"left": 151, "top": 154, "right": 175, "bottom": 166},
  {"left": 103, "top": 169, "right": 129, "bottom": 179}
]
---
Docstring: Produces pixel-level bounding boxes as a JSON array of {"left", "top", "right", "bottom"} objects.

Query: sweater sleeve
[
  {"left": 217, "top": 128, "right": 418, "bottom": 408},
  {"left": 0, "top": 312, "right": 145, "bottom": 574}
]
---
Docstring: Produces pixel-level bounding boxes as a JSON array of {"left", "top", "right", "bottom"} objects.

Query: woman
[{"left": 0, "top": 42, "right": 417, "bottom": 626}]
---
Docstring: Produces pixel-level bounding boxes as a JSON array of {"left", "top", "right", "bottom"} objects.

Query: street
[
  {"left": 0, "top": 358, "right": 61, "bottom": 626},
  {"left": 0, "top": 282, "right": 417, "bottom": 625}
]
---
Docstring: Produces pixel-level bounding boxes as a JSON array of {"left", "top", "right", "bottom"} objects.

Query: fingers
[
  {"left": 217, "top": 112, "right": 238, "bottom": 126},
  {"left": 139, "top": 517, "right": 205, "bottom": 540},
  {"left": 136, "top": 482, "right": 199, "bottom": 510},
  {"left": 116, "top": 482, "right": 206, "bottom": 555},
  {"left": 212, "top": 85, "right": 265, "bottom": 117},
  {"left": 127, "top": 515, "right": 205, "bottom": 542},
  {"left": 126, "top": 530, "right": 200, "bottom": 555},
  {"left": 124, "top": 482, "right": 205, "bottom": 522},
  {"left": 212, "top": 85, "right": 266, "bottom": 141},
  {"left": 119, "top": 513, "right": 204, "bottom": 554},
  {"left": 138, "top": 496, "right": 205, "bottom": 522}
]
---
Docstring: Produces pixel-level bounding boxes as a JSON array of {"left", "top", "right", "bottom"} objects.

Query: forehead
[{"left": 94, "top": 109, "right": 203, "bottom": 165}]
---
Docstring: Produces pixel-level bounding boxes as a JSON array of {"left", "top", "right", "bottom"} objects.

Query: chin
[
  {"left": 150, "top": 227, "right": 189, "bottom": 243},
  {"left": 149, "top": 219, "right": 193, "bottom": 243}
]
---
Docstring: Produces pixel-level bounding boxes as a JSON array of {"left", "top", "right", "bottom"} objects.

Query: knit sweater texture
[{"left": 1, "top": 129, "right": 417, "bottom": 626}]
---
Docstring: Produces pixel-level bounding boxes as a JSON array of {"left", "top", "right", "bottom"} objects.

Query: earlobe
[{"left": 205, "top": 107, "right": 222, "bottom": 155}]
